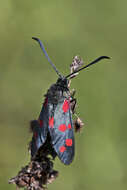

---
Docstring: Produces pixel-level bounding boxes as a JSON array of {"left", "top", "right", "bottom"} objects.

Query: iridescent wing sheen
[
  {"left": 30, "top": 97, "right": 49, "bottom": 158},
  {"left": 48, "top": 98, "right": 75, "bottom": 165}
]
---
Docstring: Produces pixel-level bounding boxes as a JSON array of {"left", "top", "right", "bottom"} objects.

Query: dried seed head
[{"left": 9, "top": 156, "right": 58, "bottom": 190}]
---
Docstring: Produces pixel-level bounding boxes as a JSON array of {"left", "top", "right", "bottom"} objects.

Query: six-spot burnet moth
[
  {"left": 30, "top": 37, "right": 110, "bottom": 165},
  {"left": 9, "top": 38, "right": 110, "bottom": 189}
]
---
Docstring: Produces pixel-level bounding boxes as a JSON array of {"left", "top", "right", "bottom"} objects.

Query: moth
[{"left": 30, "top": 37, "right": 110, "bottom": 165}]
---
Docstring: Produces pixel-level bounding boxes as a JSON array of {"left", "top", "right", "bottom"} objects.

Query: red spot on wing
[
  {"left": 62, "top": 99, "right": 69, "bottom": 113},
  {"left": 66, "top": 139, "right": 72, "bottom": 146},
  {"left": 58, "top": 124, "right": 67, "bottom": 132},
  {"left": 59, "top": 146, "right": 66, "bottom": 153},
  {"left": 43, "top": 97, "right": 48, "bottom": 107},
  {"left": 68, "top": 123, "right": 72, "bottom": 129},
  {"left": 39, "top": 120, "right": 43, "bottom": 127},
  {"left": 34, "top": 132, "right": 38, "bottom": 138},
  {"left": 49, "top": 117, "right": 54, "bottom": 128}
]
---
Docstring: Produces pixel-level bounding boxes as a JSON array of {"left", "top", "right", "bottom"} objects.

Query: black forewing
[
  {"left": 48, "top": 98, "right": 75, "bottom": 165},
  {"left": 30, "top": 97, "right": 49, "bottom": 158}
]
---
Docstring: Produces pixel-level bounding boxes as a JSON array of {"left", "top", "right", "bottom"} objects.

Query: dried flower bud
[
  {"left": 47, "top": 171, "right": 59, "bottom": 184},
  {"left": 70, "top": 56, "right": 84, "bottom": 72},
  {"left": 74, "top": 117, "right": 84, "bottom": 132},
  {"left": 70, "top": 56, "right": 84, "bottom": 79}
]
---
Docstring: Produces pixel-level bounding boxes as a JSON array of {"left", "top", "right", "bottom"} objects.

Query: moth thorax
[{"left": 56, "top": 77, "right": 69, "bottom": 89}]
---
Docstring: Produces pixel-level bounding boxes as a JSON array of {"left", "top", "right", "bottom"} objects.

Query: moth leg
[
  {"left": 70, "top": 89, "right": 76, "bottom": 98},
  {"left": 70, "top": 96, "right": 84, "bottom": 133},
  {"left": 69, "top": 88, "right": 76, "bottom": 113},
  {"left": 70, "top": 89, "right": 84, "bottom": 132},
  {"left": 70, "top": 98, "right": 77, "bottom": 114}
]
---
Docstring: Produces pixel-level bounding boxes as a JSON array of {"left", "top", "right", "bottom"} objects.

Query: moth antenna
[
  {"left": 32, "top": 37, "right": 62, "bottom": 78},
  {"left": 66, "top": 56, "right": 110, "bottom": 78}
]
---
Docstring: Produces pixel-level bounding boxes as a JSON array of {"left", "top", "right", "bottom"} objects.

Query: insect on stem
[
  {"left": 32, "top": 37, "right": 62, "bottom": 78},
  {"left": 66, "top": 56, "right": 110, "bottom": 79}
]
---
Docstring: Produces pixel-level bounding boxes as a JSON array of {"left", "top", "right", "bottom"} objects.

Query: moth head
[{"left": 56, "top": 77, "right": 69, "bottom": 89}]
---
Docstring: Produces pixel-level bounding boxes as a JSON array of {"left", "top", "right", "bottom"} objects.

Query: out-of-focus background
[{"left": 0, "top": 0, "right": 127, "bottom": 190}]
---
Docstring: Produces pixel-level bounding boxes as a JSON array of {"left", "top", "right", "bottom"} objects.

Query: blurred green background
[{"left": 0, "top": 0, "right": 127, "bottom": 190}]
